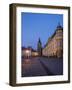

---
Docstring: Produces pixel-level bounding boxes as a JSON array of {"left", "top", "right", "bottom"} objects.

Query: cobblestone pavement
[{"left": 22, "top": 57, "right": 63, "bottom": 77}]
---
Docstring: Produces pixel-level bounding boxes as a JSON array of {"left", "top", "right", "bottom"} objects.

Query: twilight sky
[{"left": 21, "top": 12, "right": 63, "bottom": 50}]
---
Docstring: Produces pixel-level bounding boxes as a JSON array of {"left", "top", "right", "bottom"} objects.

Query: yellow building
[
  {"left": 42, "top": 24, "right": 63, "bottom": 58},
  {"left": 31, "top": 50, "right": 39, "bottom": 56}
]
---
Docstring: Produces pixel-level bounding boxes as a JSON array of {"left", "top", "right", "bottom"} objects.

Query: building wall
[
  {"left": 22, "top": 49, "right": 39, "bottom": 57},
  {"left": 42, "top": 28, "right": 63, "bottom": 58},
  {"left": 31, "top": 51, "right": 39, "bottom": 56},
  {"left": 22, "top": 49, "right": 31, "bottom": 57}
]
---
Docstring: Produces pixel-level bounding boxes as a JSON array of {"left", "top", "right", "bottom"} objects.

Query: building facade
[
  {"left": 22, "top": 47, "right": 32, "bottom": 58},
  {"left": 42, "top": 24, "right": 63, "bottom": 58},
  {"left": 31, "top": 50, "right": 39, "bottom": 56},
  {"left": 22, "top": 47, "right": 39, "bottom": 58}
]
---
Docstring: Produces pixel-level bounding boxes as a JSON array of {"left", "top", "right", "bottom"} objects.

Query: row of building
[
  {"left": 42, "top": 23, "right": 63, "bottom": 58},
  {"left": 22, "top": 47, "right": 39, "bottom": 58},
  {"left": 22, "top": 23, "right": 63, "bottom": 58}
]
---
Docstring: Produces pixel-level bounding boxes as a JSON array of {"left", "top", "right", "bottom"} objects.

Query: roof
[
  {"left": 22, "top": 47, "right": 31, "bottom": 50},
  {"left": 22, "top": 47, "right": 37, "bottom": 52},
  {"left": 56, "top": 23, "right": 63, "bottom": 30},
  {"left": 51, "top": 23, "right": 63, "bottom": 39},
  {"left": 43, "top": 23, "right": 63, "bottom": 48}
]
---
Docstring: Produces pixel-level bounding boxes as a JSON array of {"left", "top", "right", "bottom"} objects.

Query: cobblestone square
[{"left": 22, "top": 57, "right": 63, "bottom": 77}]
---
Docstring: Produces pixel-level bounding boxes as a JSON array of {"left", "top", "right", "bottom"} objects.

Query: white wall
[{"left": 0, "top": 0, "right": 72, "bottom": 90}]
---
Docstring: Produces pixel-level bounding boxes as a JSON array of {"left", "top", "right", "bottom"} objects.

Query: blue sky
[{"left": 21, "top": 12, "right": 63, "bottom": 50}]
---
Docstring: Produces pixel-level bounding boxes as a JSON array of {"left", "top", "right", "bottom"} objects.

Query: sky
[{"left": 21, "top": 12, "right": 63, "bottom": 50}]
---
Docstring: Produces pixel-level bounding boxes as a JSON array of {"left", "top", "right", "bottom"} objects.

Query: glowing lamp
[{"left": 25, "top": 50, "right": 30, "bottom": 54}]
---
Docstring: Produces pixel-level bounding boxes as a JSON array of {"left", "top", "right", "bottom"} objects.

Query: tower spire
[{"left": 37, "top": 38, "right": 42, "bottom": 56}]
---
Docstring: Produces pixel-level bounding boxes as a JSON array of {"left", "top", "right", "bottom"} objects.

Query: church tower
[{"left": 37, "top": 38, "right": 42, "bottom": 56}]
